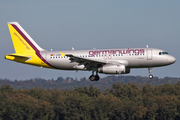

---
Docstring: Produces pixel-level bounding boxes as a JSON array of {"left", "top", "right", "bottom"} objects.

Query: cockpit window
[
  {"left": 159, "top": 52, "right": 168, "bottom": 55},
  {"left": 163, "top": 52, "right": 168, "bottom": 55}
]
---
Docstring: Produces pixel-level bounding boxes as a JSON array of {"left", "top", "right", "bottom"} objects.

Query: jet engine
[{"left": 98, "top": 64, "right": 130, "bottom": 74}]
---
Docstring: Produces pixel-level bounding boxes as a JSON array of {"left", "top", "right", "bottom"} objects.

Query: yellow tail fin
[
  {"left": 5, "top": 22, "right": 54, "bottom": 69},
  {"left": 7, "top": 22, "right": 44, "bottom": 53}
]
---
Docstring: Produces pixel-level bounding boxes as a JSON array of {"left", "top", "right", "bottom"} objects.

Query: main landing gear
[
  {"left": 89, "top": 71, "right": 100, "bottom": 81},
  {"left": 148, "top": 68, "right": 153, "bottom": 79}
]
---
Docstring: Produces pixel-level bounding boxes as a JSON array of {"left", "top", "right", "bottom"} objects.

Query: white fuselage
[{"left": 41, "top": 48, "right": 176, "bottom": 71}]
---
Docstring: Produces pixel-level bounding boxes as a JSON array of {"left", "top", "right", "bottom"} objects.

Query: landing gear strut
[
  {"left": 89, "top": 71, "right": 100, "bottom": 81},
  {"left": 148, "top": 68, "right": 153, "bottom": 79}
]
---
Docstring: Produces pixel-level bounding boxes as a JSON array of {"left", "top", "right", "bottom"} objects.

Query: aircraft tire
[
  {"left": 95, "top": 75, "right": 100, "bottom": 81},
  {"left": 89, "top": 75, "right": 95, "bottom": 81},
  {"left": 149, "top": 74, "right": 153, "bottom": 79}
]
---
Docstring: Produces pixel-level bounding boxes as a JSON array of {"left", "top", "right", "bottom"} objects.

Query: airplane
[{"left": 5, "top": 22, "right": 176, "bottom": 81}]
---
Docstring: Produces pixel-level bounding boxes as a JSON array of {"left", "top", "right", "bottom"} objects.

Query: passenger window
[{"left": 159, "top": 52, "right": 161, "bottom": 55}]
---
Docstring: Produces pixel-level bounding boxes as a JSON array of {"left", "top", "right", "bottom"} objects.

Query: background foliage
[
  {"left": 0, "top": 76, "right": 180, "bottom": 120},
  {"left": 0, "top": 76, "right": 179, "bottom": 90}
]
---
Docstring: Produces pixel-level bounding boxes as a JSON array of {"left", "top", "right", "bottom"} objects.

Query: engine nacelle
[{"left": 98, "top": 64, "right": 130, "bottom": 74}]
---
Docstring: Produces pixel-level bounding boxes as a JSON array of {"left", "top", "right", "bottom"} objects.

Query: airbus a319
[{"left": 5, "top": 22, "right": 176, "bottom": 81}]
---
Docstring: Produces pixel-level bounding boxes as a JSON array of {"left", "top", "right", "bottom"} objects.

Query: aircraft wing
[{"left": 60, "top": 52, "right": 106, "bottom": 69}]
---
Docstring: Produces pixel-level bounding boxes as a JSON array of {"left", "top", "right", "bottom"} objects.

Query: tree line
[
  {"left": 1, "top": 82, "right": 180, "bottom": 120},
  {"left": 0, "top": 75, "right": 180, "bottom": 91}
]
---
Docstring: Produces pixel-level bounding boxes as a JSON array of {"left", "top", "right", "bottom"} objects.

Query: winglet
[{"left": 60, "top": 52, "right": 66, "bottom": 57}]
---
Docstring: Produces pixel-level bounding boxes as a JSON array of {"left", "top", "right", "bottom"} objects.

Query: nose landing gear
[{"left": 148, "top": 68, "right": 153, "bottom": 79}]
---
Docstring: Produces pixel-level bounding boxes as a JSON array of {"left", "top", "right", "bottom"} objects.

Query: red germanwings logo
[{"left": 89, "top": 49, "right": 145, "bottom": 56}]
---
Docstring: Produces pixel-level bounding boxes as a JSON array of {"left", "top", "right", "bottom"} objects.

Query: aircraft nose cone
[{"left": 168, "top": 56, "right": 176, "bottom": 64}]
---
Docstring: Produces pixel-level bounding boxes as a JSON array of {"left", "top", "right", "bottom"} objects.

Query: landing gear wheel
[
  {"left": 95, "top": 75, "right": 100, "bottom": 81},
  {"left": 149, "top": 74, "right": 153, "bottom": 79},
  {"left": 89, "top": 75, "right": 100, "bottom": 81},
  {"left": 89, "top": 75, "right": 95, "bottom": 81},
  {"left": 89, "top": 69, "right": 100, "bottom": 81},
  {"left": 148, "top": 68, "right": 153, "bottom": 79}
]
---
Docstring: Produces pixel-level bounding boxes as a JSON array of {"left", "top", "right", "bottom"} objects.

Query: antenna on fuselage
[
  {"left": 146, "top": 45, "right": 149, "bottom": 48},
  {"left": 72, "top": 47, "right": 74, "bottom": 50}
]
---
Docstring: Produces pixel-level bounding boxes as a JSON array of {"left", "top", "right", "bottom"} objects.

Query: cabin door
[{"left": 147, "top": 49, "right": 152, "bottom": 60}]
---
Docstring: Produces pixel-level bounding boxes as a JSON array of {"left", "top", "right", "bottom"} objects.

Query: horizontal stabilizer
[{"left": 5, "top": 54, "right": 30, "bottom": 61}]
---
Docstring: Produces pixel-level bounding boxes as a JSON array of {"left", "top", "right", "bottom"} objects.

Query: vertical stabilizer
[{"left": 7, "top": 22, "right": 44, "bottom": 53}]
